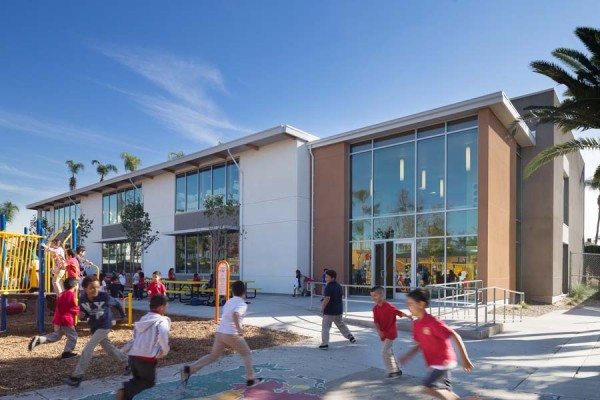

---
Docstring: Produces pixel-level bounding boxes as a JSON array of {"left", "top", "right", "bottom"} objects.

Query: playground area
[{"left": 0, "top": 307, "right": 307, "bottom": 396}]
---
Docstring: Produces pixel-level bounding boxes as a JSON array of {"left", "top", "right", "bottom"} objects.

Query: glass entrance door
[
  {"left": 374, "top": 242, "right": 395, "bottom": 298},
  {"left": 393, "top": 240, "right": 414, "bottom": 298}
]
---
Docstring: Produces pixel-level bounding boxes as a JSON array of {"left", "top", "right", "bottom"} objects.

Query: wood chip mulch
[{"left": 0, "top": 307, "right": 308, "bottom": 395}]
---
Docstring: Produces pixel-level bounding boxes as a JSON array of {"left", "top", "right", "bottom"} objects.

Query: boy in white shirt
[{"left": 180, "top": 281, "right": 264, "bottom": 388}]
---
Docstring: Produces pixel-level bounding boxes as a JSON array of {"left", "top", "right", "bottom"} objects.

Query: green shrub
[{"left": 569, "top": 284, "right": 599, "bottom": 304}]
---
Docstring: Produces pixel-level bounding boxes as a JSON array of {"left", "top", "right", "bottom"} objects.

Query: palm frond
[
  {"left": 575, "top": 27, "right": 600, "bottom": 68},
  {"left": 524, "top": 137, "right": 600, "bottom": 177}
]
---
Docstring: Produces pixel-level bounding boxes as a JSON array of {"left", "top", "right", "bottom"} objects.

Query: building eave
[{"left": 27, "top": 125, "right": 319, "bottom": 210}]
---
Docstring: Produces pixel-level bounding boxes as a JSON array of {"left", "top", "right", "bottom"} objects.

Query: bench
[{"left": 245, "top": 287, "right": 262, "bottom": 299}]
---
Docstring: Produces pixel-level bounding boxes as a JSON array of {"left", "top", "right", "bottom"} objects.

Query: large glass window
[
  {"left": 176, "top": 176, "right": 186, "bottom": 213},
  {"left": 226, "top": 233, "right": 240, "bottom": 275},
  {"left": 446, "top": 209, "right": 477, "bottom": 236},
  {"left": 227, "top": 163, "right": 240, "bottom": 202},
  {"left": 416, "top": 238, "right": 444, "bottom": 285},
  {"left": 175, "top": 236, "right": 185, "bottom": 273},
  {"left": 373, "top": 215, "right": 414, "bottom": 239},
  {"left": 446, "top": 236, "right": 477, "bottom": 283},
  {"left": 53, "top": 203, "right": 81, "bottom": 231},
  {"left": 447, "top": 128, "right": 478, "bottom": 209},
  {"left": 374, "top": 142, "right": 415, "bottom": 215},
  {"left": 186, "top": 236, "right": 198, "bottom": 273},
  {"left": 199, "top": 169, "right": 212, "bottom": 207},
  {"left": 101, "top": 187, "right": 143, "bottom": 225},
  {"left": 350, "top": 242, "right": 371, "bottom": 289},
  {"left": 351, "top": 152, "right": 372, "bottom": 218},
  {"left": 101, "top": 241, "right": 141, "bottom": 273},
  {"left": 213, "top": 164, "right": 226, "bottom": 199},
  {"left": 351, "top": 220, "right": 372, "bottom": 241},
  {"left": 198, "top": 235, "right": 212, "bottom": 274},
  {"left": 186, "top": 172, "right": 199, "bottom": 211},
  {"left": 173, "top": 233, "right": 240, "bottom": 276},
  {"left": 416, "top": 212, "right": 445, "bottom": 237},
  {"left": 417, "top": 136, "right": 445, "bottom": 212}
]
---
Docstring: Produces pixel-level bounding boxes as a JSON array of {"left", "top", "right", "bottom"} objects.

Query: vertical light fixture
[
  {"left": 421, "top": 169, "right": 426, "bottom": 190},
  {"left": 465, "top": 145, "right": 471, "bottom": 172},
  {"left": 439, "top": 178, "right": 444, "bottom": 197},
  {"left": 399, "top": 159, "right": 405, "bottom": 181}
]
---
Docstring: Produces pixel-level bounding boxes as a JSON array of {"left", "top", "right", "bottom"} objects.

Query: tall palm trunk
[{"left": 595, "top": 194, "right": 600, "bottom": 245}]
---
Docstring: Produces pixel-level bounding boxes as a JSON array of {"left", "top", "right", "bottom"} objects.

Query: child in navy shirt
[{"left": 64, "top": 275, "right": 129, "bottom": 387}]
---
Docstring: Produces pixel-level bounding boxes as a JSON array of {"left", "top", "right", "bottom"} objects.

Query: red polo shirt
[
  {"left": 372, "top": 301, "right": 405, "bottom": 341},
  {"left": 412, "top": 313, "right": 456, "bottom": 368}
]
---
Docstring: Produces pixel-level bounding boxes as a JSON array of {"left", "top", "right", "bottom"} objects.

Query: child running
[
  {"left": 28, "top": 277, "right": 80, "bottom": 359},
  {"left": 65, "top": 249, "right": 81, "bottom": 280},
  {"left": 147, "top": 271, "right": 166, "bottom": 300},
  {"left": 116, "top": 294, "right": 171, "bottom": 400},
  {"left": 180, "top": 280, "right": 264, "bottom": 388},
  {"left": 400, "top": 288, "right": 475, "bottom": 400},
  {"left": 370, "top": 285, "right": 411, "bottom": 378},
  {"left": 64, "top": 275, "right": 129, "bottom": 387}
]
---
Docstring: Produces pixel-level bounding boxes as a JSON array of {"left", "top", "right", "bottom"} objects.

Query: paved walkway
[{"left": 5, "top": 294, "right": 600, "bottom": 399}]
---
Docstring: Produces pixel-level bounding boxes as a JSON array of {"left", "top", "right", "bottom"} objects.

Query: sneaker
[
  {"left": 318, "top": 344, "right": 329, "bottom": 350},
  {"left": 246, "top": 378, "right": 265, "bottom": 388},
  {"left": 61, "top": 351, "right": 78, "bottom": 359},
  {"left": 28, "top": 336, "right": 40, "bottom": 351},
  {"left": 180, "top": 365, "right": 191, "bottom": 386},
  {"left": 349, "top": 335, "right": 356, "bottom": 344},
  {"left": 64, "top": 376, "right": 82, "bottom": 387},
  {"left": 123, "top": 366, "right": 132, "bottom": 376},
  {"left": 387, "top": 370, "right": 402, "bottom": 379}
]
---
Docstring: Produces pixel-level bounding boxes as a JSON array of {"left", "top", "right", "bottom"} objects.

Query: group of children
[{"left": 28, "top": 259, "right": 474, "bottom": 400}]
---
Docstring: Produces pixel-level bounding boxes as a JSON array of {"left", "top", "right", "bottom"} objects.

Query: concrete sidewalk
[{"left": 5, "top": 294, "right": 600, "bottom": 399}]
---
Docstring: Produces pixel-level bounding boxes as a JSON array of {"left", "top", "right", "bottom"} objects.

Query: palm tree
[
  {"left": 91, "top": 160, "right": 118, "bottom": 182},
  {"left": 0, "top": 201, "right": 19, "bottom": 223},
  {"left": 522, "top": 26, "right": 600, "bottom": 177},
  {"left": 121, "top": 152, "right": 141, "bottom": 172},
  {"left": 168, "top": 151, "right": 185, "bottom": 160},
  {"left": 586, "top": 165, "right": 600, "bottom": 244},
  {"left": 65, "top": 160, "right": 84, "bottom": 191}
]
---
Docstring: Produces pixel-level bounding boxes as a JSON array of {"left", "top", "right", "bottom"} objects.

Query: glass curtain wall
[
  {"left": 175, "top": 233, "right": 240, "bottom": 277},
  {"left": 175, "top": 161, "right": 239, "bottom": 213},
  {"left": 53, "top": 202, "right": 81, "bottom": 231},
  {"left": 102, "top": 187, "right": 143, "bottom": 225},
  {"left": 101, "top": 241, "right": 141, "bottom": 273},
  {"left": 349, "top": 116, "right": 478, "bottom": 289}
]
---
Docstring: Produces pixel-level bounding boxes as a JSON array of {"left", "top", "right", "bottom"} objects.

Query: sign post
[{"left": 215, "top": 260, "right": 230, "bottom": 323}]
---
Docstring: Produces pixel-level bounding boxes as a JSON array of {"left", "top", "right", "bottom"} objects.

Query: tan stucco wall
[
  {"left": 478, "top": 108, "right": 517, "bottom": 291},
  {"left": 313, "top": 143, "right": 349, "bottom": 283}
]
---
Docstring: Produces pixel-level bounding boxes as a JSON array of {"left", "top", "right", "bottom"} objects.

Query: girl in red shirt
[{"left": 400, "top": 288, "right": 474, "bottom": 399}]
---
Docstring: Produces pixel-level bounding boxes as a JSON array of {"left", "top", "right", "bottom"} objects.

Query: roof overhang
[
  {"left": 28, "top": 125, "right": 319, "bottom": 210},
  {"left": 93, "top": 237, "right": 128, "bottom": 243},
  {"left": 162, "top": 226, "right": 239, "bottom": 236},
  {"left": 309, "top": 91, "right": 535, "bottom": 149}
]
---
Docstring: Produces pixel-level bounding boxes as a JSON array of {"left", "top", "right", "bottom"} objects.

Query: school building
[{"left": 27, "top": 88, "right": 584, "bottom": 303}]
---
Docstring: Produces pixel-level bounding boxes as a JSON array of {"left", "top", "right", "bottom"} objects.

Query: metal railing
[
  {"left": 309, "top": 281, "right": 524, "bottom": 328},
  {"left": 1, "top": 231, "right": 44, "bottom": 293}
]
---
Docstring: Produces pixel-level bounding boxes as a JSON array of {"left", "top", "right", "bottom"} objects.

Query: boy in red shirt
[
  {"left": 370, "top": 286, "right": 411, "bottom": 378},
  {"left": 400, "top": 288, "right": 474, "bottom": 400},
  {"left": 147, "top": 271, "right": 166, "bottom": 300},
  {"left": 28, "top": 277, "right": 80, "bottom": 359}
]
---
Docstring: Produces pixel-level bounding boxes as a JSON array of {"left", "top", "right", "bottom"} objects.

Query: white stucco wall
[
  {"left": 79, "top": 193, "right": 103, "bottom": 269},
  {"left": 139, "top": 173, "right": 176, "bottom": 277},
  {"left": 240, "top": 139, "right": 311, "bottom": 293}
]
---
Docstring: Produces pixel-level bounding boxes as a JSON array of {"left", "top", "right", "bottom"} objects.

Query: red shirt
[
  {"left": 147, "top": 281, "right": 166, "bottom": 299},
  {"left": 412, "top": 313, "right": 456, "bottom": 368},
  {"left": 65, "top": 257, "right": 80, "bottom": 279},
  {"left": 372, "top": 301, "right": 405, "bottom": 341},
  {"left": 52, "top": 290, "right": 80, "bottom": 327}
]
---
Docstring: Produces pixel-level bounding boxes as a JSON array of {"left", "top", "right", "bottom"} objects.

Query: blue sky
[{"left": 1, "top": 1, "right": 600, "bottom": 237}]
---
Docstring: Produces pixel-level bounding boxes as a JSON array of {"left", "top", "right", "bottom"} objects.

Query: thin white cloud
[
  {"left": 93, "top": 44, "right": 250, "bottom": 144},
  {"left": 0, "top": 182, "right": 57, "bottom": 199},
  {"left": 0, "top": 109, "right": 162, "bottom": 155},
  {"left": 0, "top": 164, "right": 61, "bottom": 180}
]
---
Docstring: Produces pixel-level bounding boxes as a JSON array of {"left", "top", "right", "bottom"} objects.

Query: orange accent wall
[
  {"left": 313, "top": 143, "right": 349, "bottom": 283},
  {"left": 477, "top": 108, "right": 517, "bottom": 291}
]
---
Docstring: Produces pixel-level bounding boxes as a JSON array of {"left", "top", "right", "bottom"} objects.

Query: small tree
[
  {"left": 168, "top": 152, "right": 185, "bottom": 160},
  {"left": 77, "top": 213, "right": 94, "bottom": 245},
  {"left": 0, "top": 201, "right": 19, "bottom": 223},
  {"left": 203, "top": 195, "right": 240, "bottom": 273},
  {"left": 121, "top": 202, "right": 159, "bottom": 271},
  {"left": 29, "top": 214, "right": 55, "bottom": 238},
  {"left": 65, "top": 160, "right": 84, "bottom": 191}
]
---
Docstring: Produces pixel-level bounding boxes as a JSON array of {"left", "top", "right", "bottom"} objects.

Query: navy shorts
[{"left": 423, "top": 368, "right": 452, "bottom": 391}]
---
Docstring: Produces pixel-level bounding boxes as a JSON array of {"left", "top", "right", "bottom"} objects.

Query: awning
[{"left": 162, "top": 226, "right": 239, "bottom": 236}]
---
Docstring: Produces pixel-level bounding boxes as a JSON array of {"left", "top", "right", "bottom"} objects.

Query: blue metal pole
[
  {"left": 71, "top": 218, "right": 77, "bottom": 249},
  {"left": 37, "top": 221, "right": 45, "bottom": 334},
  {"left": 1, "top": 214, "right": 6, "bottom": 333}
]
